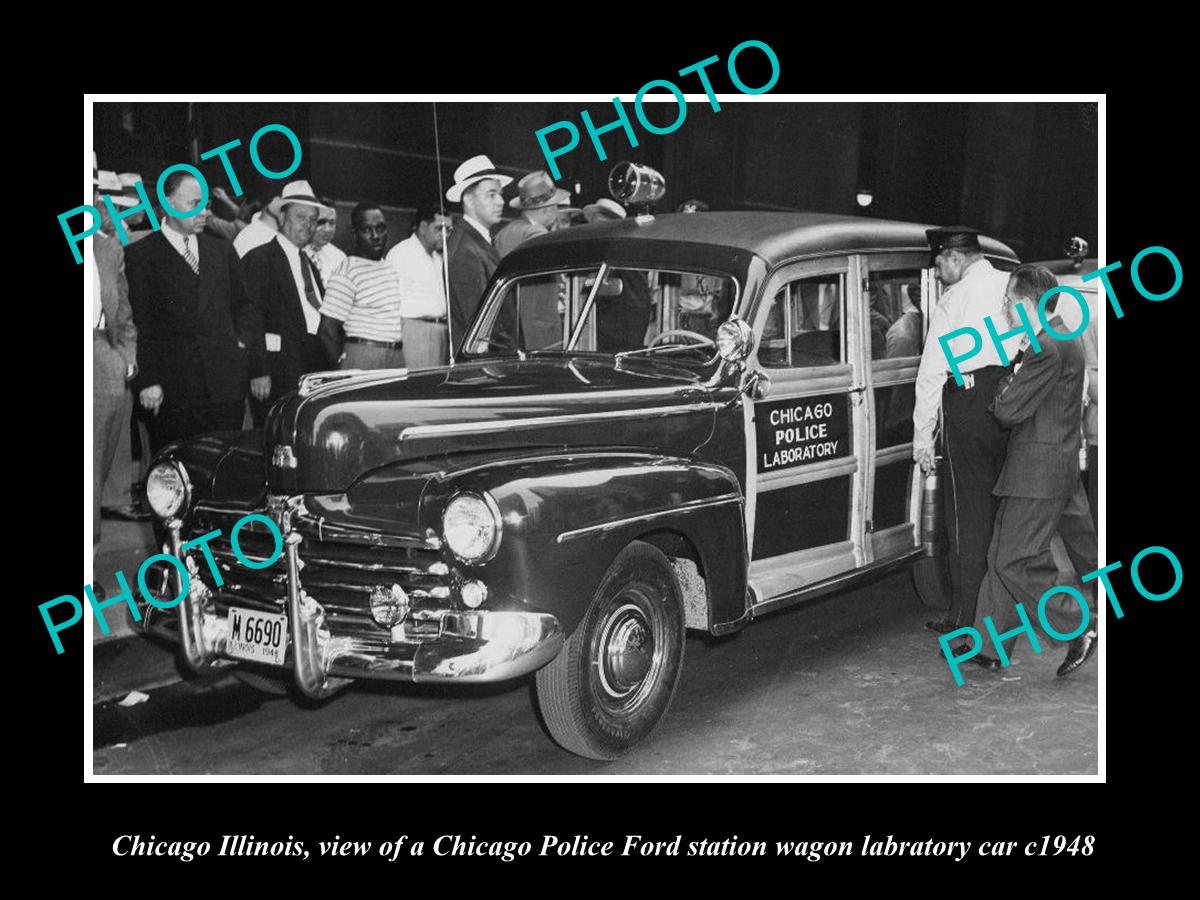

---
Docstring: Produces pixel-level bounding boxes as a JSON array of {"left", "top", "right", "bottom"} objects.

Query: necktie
[
  {"left": 299, "top": 250, "right": 322, "bottom": 310},
  {"left": 182, "top": 235, "right": 199, "bottom": 275}
]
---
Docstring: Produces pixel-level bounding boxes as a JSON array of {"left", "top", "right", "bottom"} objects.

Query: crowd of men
[{"left": 89, "top": 153, "right": 633, "bottom": 566}]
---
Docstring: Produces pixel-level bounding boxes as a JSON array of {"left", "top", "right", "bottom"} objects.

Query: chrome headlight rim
[
  {"left": 146, "top": 460, "right": 192, "bottom": 520},
  {"left": 716, "top": 316, "right": 754, "bottom": 362},
  {"left": 442, "top": 490, "right": 503, "bottom": 565}
]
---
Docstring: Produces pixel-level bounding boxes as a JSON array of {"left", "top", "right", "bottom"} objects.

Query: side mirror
[
  {"left": 747, "top": 369, "right": 771, "bottom": 400},
  {"left": 725, "top": 369, "right": 770, "bottom": 409}
]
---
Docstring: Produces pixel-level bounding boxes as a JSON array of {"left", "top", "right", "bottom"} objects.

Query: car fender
[{"left": 419, "top": 450, "right": 748, "bottom": 636}]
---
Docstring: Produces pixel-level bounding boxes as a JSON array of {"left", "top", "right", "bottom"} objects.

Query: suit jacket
[
  {"left": 126, "top": 230, "right": 255, "bottom": 408},
  {"left": 447, "top": 218, "right": 501, "bottom": 354},
  {"left": 93, "top": 232, "right": 137, "bottom": 396},
  {"left": 494, "top": 216, "right": 547, "bottom": 259},
  {"left": 989, "top": 316, "right": 1085, "bottom": 499},
  {"left": 241, "top": 237, "right": 325, "bottom": 397}
]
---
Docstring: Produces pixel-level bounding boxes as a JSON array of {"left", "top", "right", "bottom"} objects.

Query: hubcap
[{"left": 597, "top": 602, "right": 656, "bottom": 700}]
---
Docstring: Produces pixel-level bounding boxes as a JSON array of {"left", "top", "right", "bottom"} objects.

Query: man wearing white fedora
[
  {"left": 242, "top": 179, "right": 330, "bottom": 423},
  {"left": 444, "top": 154, "right": 512, "bottom": 355}
]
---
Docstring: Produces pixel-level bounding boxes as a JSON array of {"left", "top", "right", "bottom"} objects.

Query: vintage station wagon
[{"left": 141, "top": 211, "right": 1019, "bottom": 759}]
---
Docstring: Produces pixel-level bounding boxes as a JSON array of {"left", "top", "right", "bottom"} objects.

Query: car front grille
[{"left": 186, "top": 505, "right": 450, "bottom": 638}]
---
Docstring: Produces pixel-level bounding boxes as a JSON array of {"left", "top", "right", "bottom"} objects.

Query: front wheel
[{"left": 536, "top": 542, "right": 685, "bottom": 760}]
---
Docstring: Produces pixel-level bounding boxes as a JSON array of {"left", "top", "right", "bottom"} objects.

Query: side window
[
  {"left": 866, "top": 269, "right": 924, "bottom": 362},
  {"left": 759, "top": 273, "right": 846, "bottom": 369},
  {"left": 867, "top": 268, "right": 925, "bottom": 449}
]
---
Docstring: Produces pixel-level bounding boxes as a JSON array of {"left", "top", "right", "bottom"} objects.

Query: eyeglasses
[
  {"left": 355, "top": 224, "right": 388, "bottom": 235},
  {"left": 317, "top": 218, "right": 334, "bottom": 226}
]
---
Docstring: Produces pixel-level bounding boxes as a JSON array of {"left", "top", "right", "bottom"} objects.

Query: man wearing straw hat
[{"left": 444, "top": 155, "right": 512, "bottom": 355}]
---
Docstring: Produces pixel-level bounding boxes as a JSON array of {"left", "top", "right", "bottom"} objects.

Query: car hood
[{"left": 264, "top": 355, "right": 718, "bottom": 493}]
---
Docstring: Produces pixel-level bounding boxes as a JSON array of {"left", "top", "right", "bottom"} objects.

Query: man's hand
[
  {"left": 914, "top": 444, "right": 936, "bottom": 474},
  {"left": 139, "top": 384, "right": 164, "bottom": 415},
  {"left": 250, "top": 375, "right": 272, "bottom": 402}
]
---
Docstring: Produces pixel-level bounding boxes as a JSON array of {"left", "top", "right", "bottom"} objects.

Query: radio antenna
[{"left": 433, "top": 102, "right": 455, "bottom": 366}]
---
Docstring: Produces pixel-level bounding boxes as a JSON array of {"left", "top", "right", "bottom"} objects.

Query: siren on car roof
[{"left": 608, "top": 162, "right": 664, "bottom": 223}]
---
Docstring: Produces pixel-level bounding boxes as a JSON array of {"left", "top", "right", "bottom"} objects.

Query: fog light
[
  {"left": 460, "top": 580, "right": 488, "bottom": 609},
  {"left": 369, "top": 583, "right": 409, "bottom": 627}
]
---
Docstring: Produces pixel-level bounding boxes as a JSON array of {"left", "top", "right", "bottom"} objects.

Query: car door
[
  {"left": 743, "top": 256, "right": 871, "bottom": 606},
  {"left": 860, "top": 253, "right": 938, "bottom": 561}
]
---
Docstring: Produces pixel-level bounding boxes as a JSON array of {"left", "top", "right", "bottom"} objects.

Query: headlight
[
  {"left": 146, "top": 461, "right": 191, "bottom": 519},
  {"left": 442, "top": 492, "right": 502, "bottom": 564}
]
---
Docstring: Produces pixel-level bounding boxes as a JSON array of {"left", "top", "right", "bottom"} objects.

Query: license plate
[{"left": 226, "top": 607, "right": 288, "bottom": 666}]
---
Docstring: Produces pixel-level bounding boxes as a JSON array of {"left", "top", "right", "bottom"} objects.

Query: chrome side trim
[
  {"left": 401, "top": 401, "right": 714, "bottom": 441},
  {"left": 555, "top": 493, "right": 743, "bottom": 544},
  {"left": 397, "top": 386, "right": 703, "bottom": 407}
]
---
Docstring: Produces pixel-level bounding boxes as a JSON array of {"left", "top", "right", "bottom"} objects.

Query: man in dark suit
[
  {"left": 93, "top": 228, "right": 137, "bottom": 561},
  {"left": 126, "top": 169, "right": 257, "bottom": 453},
  {"left": 241, "top": 180, "right": 329, "bottom": 424},
  {"left": 445, "top": 155, "right": 512, "bottom": 357},
  {"left": 966, "top": 264, "right": 1099, "bottom": 677}
]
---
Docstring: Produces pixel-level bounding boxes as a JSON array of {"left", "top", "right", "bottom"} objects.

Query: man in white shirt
[
  {"left": 307, "top": 197, "right": 348, "bottom": 282},
  {"left": 912, "top": 227, "right": 1012, "bottom": 637},
  {"left": 241, "top": 180, "right": 329, "bottom": 423},
  {"left": 386, "top": 201, "right": 452, "bottom": 368}
]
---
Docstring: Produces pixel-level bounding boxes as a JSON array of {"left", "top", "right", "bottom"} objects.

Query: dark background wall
[{"left": 93, "top": 100, "right": 1097, "bottom": 261}]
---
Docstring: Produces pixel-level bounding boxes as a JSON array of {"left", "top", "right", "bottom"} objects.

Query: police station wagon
[{"left": 141, "top": 210, "right": 1019, "bottom": 759}]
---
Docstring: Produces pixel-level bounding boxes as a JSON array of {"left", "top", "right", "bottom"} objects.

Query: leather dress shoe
[
  {"left": 925, "top": 618, "right": 958, "bottom": 635},
  {"left": 101, "top": 503, "right": 151, "bottom": 522},
  {"left": 973, "top": 653, "right": 1003, "bottom": 670},
  {"left": 1057, "top": 630, "right": 1098, "bottom": 678}
]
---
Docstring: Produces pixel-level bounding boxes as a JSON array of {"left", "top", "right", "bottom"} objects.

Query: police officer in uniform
[{"left": 913, "top": 227, "right": 1011, "bottom": 637}]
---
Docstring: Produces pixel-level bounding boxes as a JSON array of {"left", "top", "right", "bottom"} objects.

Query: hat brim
[
  {"left": 447, "top": 172, "right": 514, "bottom": 203},
  {"left": 279, "top": 197, "right": 325, "bottom": 209},
  {"left": 582, "top": 205, "right": 626, "bottom": 223},
  {"left": 509, "top": 186, "right": 572, "bottom": 210}
]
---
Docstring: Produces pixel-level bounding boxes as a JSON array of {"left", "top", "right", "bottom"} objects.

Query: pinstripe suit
[{"left": 973, "top": 316, "right": 1098, "bottom": 657}]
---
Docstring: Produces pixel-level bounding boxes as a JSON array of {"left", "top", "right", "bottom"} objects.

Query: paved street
[{"left": 93, "top": 570, "right": 1098, "bottom": 776}]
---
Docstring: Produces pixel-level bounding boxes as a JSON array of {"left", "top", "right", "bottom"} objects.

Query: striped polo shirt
[{"left": 319, "top": 255, "right": 404, "bottom": 342}]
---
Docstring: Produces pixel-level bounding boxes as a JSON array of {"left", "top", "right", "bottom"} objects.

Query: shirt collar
[
  {"left": 275, "top": 232, "right": 301, "bottom": 257},
  {"left": 961, "top": 257, "right": 991, "bottom": 280},
  {"left": 463, "top": 215, "right": 492, "bottom": 244},
  {"left": 161, "top": 223, "right": 193, "bottom": 252}
]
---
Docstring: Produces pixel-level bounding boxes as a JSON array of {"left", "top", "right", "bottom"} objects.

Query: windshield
[{"left": 463, "top": 266, "right": 738, "bottom": 360}]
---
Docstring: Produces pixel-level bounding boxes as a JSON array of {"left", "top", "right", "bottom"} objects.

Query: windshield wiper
[{"left": 614, "top": 343, "right": 711, "bottom": 361}]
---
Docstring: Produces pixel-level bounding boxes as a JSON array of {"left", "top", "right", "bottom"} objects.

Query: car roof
[{"left": 522, "top": 211, "right": 1020, "bottom": 267}]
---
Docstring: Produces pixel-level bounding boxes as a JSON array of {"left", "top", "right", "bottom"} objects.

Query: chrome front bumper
[{"left": 149, "top": 511, "right": 564, "bottom": 699}]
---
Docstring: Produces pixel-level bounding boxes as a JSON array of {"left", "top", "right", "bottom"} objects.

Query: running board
[{"left": 749, "top": 548, "right": 924, "bottom": 620}]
